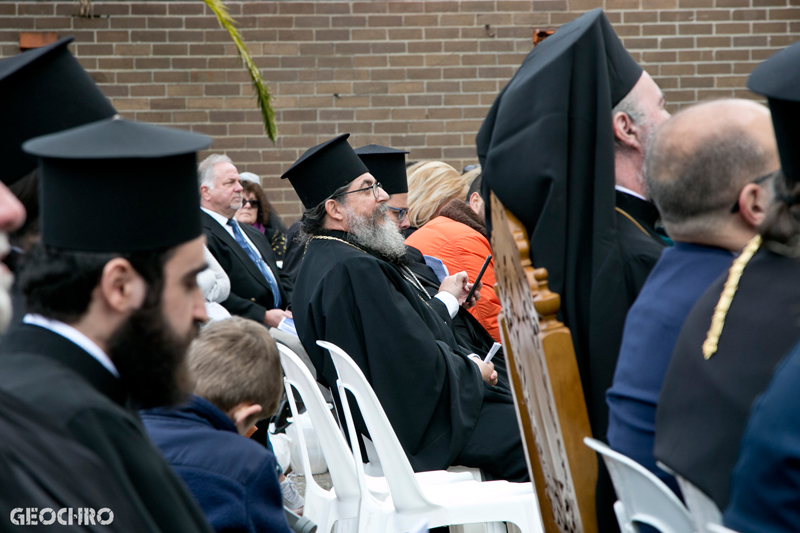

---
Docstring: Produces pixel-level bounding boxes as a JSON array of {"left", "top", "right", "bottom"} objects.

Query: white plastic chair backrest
[
  {"left": 277, "top": 343, "right": 360, "bottom": 500},
  {"left": 318, "top": 340, "right": 433, "bottom": 512},
  {"left": 705, "top": 524, "right": 739, "bottom": 533},
  {"left": 584, "top": 438, "right": 694, "bottom": 533},
  {"left": 657, "top": 461, "right": 722, "bottom": 532}
]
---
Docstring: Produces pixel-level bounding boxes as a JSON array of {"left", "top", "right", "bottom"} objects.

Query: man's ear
[
  {"left": 613, "top": 111, "right": 638, "bottom": 151},
  {"left": 200, "top": 185, "right": 211, "bottom": 202},
  {"left": 97, "top": 258, "right": 147, "bottom": 314},
  {"left": 738, "top": 182, "right": 772, "bottom": 228},
  {"left": 325, "top": 198, "right": 346, "bottom": 222}
]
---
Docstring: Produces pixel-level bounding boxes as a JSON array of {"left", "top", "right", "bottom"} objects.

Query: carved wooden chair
[{"left": 490, "top": 191, "right": 598, "bottom": 533}]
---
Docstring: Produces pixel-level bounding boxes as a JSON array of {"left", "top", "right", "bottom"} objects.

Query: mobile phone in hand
[{"left": 465, "top": 254, "right": 492, "bottom": 304}]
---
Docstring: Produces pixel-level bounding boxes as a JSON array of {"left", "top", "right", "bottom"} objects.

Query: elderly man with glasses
[{"left": 284, "top": 134, "right": 528, "bottom": 482}]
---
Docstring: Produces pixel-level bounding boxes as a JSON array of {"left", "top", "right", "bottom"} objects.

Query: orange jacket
[{"left": 406, "top": 215, "right": 501, "bottom": 343}]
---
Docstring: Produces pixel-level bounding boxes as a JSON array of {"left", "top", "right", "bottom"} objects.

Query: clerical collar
[
  {"left": 23, "top": 313, "right": 120, "bottom": 378},
  {"left": 615, "top": 185, "right": 646, "bottom": 201},
  {"left": 615, "top": 189, "right": 661, "bottom": 230}
]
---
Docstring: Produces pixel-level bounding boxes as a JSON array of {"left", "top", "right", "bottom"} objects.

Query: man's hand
[
  {"left": 265, "top": 309, "right": 292, "bottom": 328},
  {"left": 439, "top": 271, "right": 481, "bottom": 308},
  {"left": 469, "top": 355, "right": 498, "bottom": 386}
]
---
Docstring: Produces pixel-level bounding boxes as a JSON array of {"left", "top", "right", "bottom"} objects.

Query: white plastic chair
[
  {"left": 584, "top": 438, "right": 694, "bottom": 533},
  {"left": 277, "top": 344, "right": 478, "bottom": 533},
  {"left": 319, "top": 340, "right": 543, "bottom": 533},
  {"left": 657, "top": 461, "right": 722, "bottom": 533}
]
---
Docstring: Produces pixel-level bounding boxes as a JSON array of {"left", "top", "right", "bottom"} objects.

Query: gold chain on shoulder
[
  {"left": 305, "top": 235, "right": 368, "bottom": 256},
  {"left": 702, "top": 234, "right": 762, "bottom": 359},
  {"left": 306, "top": 235, "right": 436, "bottom": 310},
  {"left": 615, "top": 207, "right": 650, "bottom": 238},
  {"left": 401, "top": 266, "right": 432, "bottom": 299}
]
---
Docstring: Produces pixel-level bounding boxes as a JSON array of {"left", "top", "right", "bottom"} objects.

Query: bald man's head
[{"left": 646, "top": 99, "right": 779, "bottom": 240}]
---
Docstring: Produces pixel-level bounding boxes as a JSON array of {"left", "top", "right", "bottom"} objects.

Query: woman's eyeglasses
[{"left": 242, "top": 198, "right": 261, "bottom": 209}]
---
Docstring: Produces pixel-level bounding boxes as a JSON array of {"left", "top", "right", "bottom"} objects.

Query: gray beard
[
  {"left": 345, "top": 204, "right": 407, "bottom": 263},
  {"left": 638, "top": 119, "right": 658, "bottom": 199}
]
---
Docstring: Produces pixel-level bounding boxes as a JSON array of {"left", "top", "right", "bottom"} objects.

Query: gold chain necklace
[
  {"left": 400, "top": 265, "right": 432, "bottom": 299},
  {"left": 308, "top": 234, "right": 435, "bottom": 308},
  {"left": 305, "top": 234, "right": 367, "bottom": 256}
]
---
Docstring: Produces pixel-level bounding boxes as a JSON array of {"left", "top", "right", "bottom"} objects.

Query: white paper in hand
[
  {"left": 277, "top": 317, "right": 298, "bottom": 337},
  {"left": 483, "top": 342, "right": 502, "bottom": 364}
]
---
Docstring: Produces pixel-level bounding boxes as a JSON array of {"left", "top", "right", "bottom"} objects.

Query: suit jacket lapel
[{"left": 201, "top": 212, "right": 271, "bottom": 291}]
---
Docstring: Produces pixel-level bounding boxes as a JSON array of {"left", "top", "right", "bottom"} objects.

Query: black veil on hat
[
  {"left": 281, "top": 134, "right": 369, "bottom": 209},
  {"left": 748, "top": 41, "right": 800, "bottom": 183},
  {"left": 475, "top": 8, "right": 643, "bottom": 367},
  {"left": 354, "top": 144, "right": 410, "bottom": 195},
  {"left": 0, "top": 37, "right": 117, "bottom": 185},
  {"left": 23, "top": 117, "right": 211, "bottom": 252}
]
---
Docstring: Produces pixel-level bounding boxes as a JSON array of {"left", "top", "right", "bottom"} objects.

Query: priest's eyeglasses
[
  {"left": 389, "top": 207, "right": 409, "bottom": 222},
  {"left": 730, "top": 172, "right": 774, "bottom": 213},
  {"left": 335, "top": 181, "right": 383, "bottom": 200}
]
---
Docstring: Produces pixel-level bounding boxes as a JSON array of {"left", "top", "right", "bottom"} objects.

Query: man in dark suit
[{"left": 199, "top": 154, "right": 292, "bottom": 327}]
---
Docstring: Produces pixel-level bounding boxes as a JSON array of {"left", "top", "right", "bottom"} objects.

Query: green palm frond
[{"left": 202, "top": 0, "right": 277, "bottom": 142}]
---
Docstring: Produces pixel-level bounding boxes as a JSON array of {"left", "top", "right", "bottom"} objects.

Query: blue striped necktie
[{"left": 227, "top": 218, "right": 281, "bottom": 308}]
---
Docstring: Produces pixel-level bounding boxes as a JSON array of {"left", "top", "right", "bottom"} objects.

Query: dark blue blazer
[
  {"left": 606, "top": 242, "right": 733, "bottom": 493},
  {"left": 724, "top": 340, "right": 800, "bottom": 532},
  {"left": 142, "top": 396, "right": 291, "bottom": 533}
]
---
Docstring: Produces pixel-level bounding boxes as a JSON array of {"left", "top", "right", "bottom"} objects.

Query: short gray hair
[
  {"left": 611, "top": 91, "right": 647, "bottom": 152},
  {"left": 198, "top": 154, "right": 232, "bottom": 190}
]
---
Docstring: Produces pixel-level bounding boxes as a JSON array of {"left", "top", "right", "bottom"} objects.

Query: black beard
[{"left": 107, "top": 300, "right": 199, "bottom": 410}]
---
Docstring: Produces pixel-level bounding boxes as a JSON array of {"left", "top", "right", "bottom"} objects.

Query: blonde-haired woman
[{"left": 407, "top": 161, "right": 474, "bottom": 230}]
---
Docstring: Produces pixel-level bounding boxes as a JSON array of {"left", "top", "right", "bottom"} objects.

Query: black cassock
[
  {"left": 654, "top": 248, "right": 800, "bottom": 509},
  {"left": 0, "top": 389, "right": 148, "bottom": 532},
  {"left": 0, "top": 325, "right": 214, "bottom": 533},
  {"left": 475, "top": 9, "right": 661, "bottom": 439},
  {"left": 588, "top": 191, "right": 666, "bottom": 437},
  {"left": 405, "top": 245, "right": 510, "bottom": 391},
  {"left": 293, "top": 230, "right": 527, "bottom": 481}
]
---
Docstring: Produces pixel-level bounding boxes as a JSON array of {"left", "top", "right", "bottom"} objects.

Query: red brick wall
[{"left": 2, "top": 1, "right": 798, "bottom": 220}]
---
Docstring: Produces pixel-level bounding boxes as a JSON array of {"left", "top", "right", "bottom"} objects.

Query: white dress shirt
[
  {"left": 23, "top": 313, "right": 119, "bottom": 378},
  {"left": 435, "top": 291, "right": 459, "bottom": 319}
]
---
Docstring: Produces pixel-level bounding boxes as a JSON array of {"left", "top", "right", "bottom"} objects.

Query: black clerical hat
[
  {"left": 23, "top": 117, "right": 211, "bottom": 252},
  {"left": 354, "top": 144, "right": 409, "bottom": 195},
  {"left": 281, "top": 134, "right": 369, "bottom": 208},
  {"left": 748, "top": 41, "right": 800, "bottom": 183},
  {"left": 540, "top": 9, "right": 643, "bottom": 107},
  {"left": 0, "top": 37, "right": 116, "bottom": 185}
]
